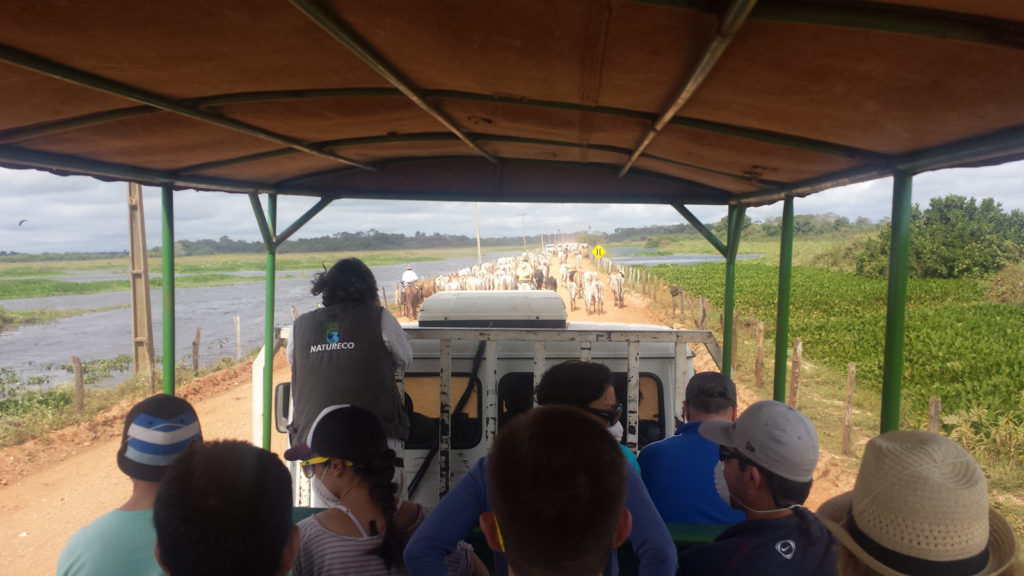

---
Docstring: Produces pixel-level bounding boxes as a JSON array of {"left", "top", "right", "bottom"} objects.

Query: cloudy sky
[{"left": 2, "top": 161, "right": 1023, "bottom": 254}]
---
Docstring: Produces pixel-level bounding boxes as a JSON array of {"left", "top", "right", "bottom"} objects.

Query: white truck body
[{"left": 262, "top": 291, "right": 722, "bottom": 507}]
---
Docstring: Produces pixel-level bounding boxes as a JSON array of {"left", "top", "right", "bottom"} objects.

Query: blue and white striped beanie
[{"left": 117, "top": 394, "right": 202, "bottom": 482}]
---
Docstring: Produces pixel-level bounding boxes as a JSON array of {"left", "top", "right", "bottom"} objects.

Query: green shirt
[{"left": 56, "top": 509, "right": 164, "bottom": 576}]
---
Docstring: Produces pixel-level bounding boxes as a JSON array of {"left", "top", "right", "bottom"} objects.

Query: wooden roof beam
[
  {"left": 0, "top": 45, "right": 375, "bottom": 171},
  {"left": 288, "top": 0, "right": 498, "bottom": 164},
  {"left": 619, "top": 0, "right": 760, "bottom": 177}
]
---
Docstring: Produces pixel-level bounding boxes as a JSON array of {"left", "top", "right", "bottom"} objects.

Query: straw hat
[{"left": 818, "top": 430, "right": 1017, "bottom": 575}]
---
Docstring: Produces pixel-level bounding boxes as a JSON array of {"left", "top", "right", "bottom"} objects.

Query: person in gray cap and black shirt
[
  {"left": 678, "top": 400, "right": 836, "bottom": 576},
  {"left": 638, "top": 372, "right": 746, "bottom": 525}
]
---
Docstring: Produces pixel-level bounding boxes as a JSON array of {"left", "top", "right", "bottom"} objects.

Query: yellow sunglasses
[{"left": 300, "top": 456, "right": 354, "bottom": 478}]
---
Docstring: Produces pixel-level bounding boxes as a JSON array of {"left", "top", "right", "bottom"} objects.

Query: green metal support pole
[
  {"left": 262, "top": 195, "right": 277, "bottom": 450},
  {"left": 161, "top": 185, "right": 175, "bottom": 394},
  {"left": 773, "top": 197, "right": 794, "bottom": 401},
  {"left": 722, "top": 205, "right": 746, "bottom": 377},
  {"left": 881, "top": 172, "right": 913, "bottom": 433}
]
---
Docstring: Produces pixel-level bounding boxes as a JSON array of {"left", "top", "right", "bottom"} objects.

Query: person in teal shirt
[{"left": 56, "top": 394, "right": 202, "bottom": 576}]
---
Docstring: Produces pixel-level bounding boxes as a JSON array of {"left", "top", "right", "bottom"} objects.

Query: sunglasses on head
[
  {"left": 584, "top": 403, "right": 623, "bottom": 427},
  {"left": 299, "top": 456, "right": 354, "bottom": 478}
]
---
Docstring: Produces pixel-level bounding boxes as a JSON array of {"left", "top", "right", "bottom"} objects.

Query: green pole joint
[
  {"left": 161, "top": 185, "right": 176, "bottom": 394},
  {"left": 881, "top": 171, "right": 913, "bottom": 433},
  {"left": 773, "top": 197, "right": 794, "bottom": 401}
]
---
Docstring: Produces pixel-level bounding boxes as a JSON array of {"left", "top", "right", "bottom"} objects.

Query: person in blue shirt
[
  {"left": 638, "top": 372, "right": 745, "bottom": 525},
  {"left": 404, "top": 360, "right": 676, "bottom": 575}
]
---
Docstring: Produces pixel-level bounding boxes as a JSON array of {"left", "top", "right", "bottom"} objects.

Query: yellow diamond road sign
[{"left": 592, "top": 245, "right": 606, "bottom": 260}]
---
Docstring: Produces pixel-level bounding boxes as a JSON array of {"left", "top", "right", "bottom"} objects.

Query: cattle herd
[{"left": 394, "top": 244, "right": 628, "bottom": 319}]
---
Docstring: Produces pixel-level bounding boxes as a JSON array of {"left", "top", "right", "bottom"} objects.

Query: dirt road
[{"left": 0, "top": 257, "right": 853, "bottom": 575}]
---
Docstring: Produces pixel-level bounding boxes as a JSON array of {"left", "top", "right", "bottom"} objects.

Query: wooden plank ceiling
[{"left": 0, "top": 0, "right": 1023, "bottom": 208}]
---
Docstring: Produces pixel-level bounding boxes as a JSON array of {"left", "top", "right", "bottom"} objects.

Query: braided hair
[{"left": 308, "top": 405, "right": 403, "bottom": 568}]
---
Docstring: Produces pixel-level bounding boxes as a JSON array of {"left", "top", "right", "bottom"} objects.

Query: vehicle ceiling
[{"left": 1, "top": 0, "right": 1023, "bottom": 208}]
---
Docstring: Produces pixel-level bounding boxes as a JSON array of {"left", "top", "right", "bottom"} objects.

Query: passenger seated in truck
[
  {"left": 56, "top": 394, "right": 202, "bottom": 576},
  {"left": 637, "top": 372, "right": 745, "bottom": 525},
  {"left": 678, "top": 401, "right": 836, "bottom": 576},
  {"left": 287, "top": 257, "right": 412, "bottom": 502},
  {"left": 403, "top": 360, "right": 676, "bottom": 576},
  {"left": 479, "top": 405, "right": 632, "bottom": 576},
  {"left": 153, "top": 440, "right": 299, "bottom": 576},
  {"left": 819, "top": 430, "right": 1019, "bottom": 576},
  {"left": 285, "top": 405, "right": 487, "bottom": 576}
]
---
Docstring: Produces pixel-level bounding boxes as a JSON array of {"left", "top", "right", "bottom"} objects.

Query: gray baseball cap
[{"left": 699, "top": 400, "right": 819, "bottom": 482}]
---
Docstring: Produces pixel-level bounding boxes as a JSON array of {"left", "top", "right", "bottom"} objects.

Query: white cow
[
  {"left": 609, "top": 272, "right": 625, "bottom": 308},
  {"left": 585, "top": 280, "right": 604, "bottom": 315}
]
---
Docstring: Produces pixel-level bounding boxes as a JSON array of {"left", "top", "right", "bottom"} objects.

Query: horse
[{"left": 403, "top": 283, "right": 422, "bottom": 318}]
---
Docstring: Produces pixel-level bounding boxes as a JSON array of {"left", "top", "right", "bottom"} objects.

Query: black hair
[
  {"left": 534, "top": 360, "right": 613, "bottom": 408},
  {"left": 686, "top": 395, "right": 735, "bottom": 417},
  {"left": 488, "top": 405, "right": 626, "bottom": 576},
  {"left": 153, "top": 441, "right": 293, "bottom": 576},
  {"left": 310, "top": 406, "right": 402, "bottom": 569},
  {"left": 311, "top": 258, "right": 379, "bottom": 306}
]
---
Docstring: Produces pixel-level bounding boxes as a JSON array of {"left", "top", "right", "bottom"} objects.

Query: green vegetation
[
  {"left": 0, "top": 304, "right": 129, "bottom": 332},
  {"left": 0, "top": 352, "right": 251, "bottom": 447},
  {"left": 654, "top": 261, "right": 1023, "bottom": 420},
  {"left": 0, "top": 278, "right": 128, "bottom": 299}
]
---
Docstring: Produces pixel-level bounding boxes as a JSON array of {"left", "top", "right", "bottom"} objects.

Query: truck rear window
[
  {"left": 497, "top": 372, "right": 666, "bottom": 449},
  {"left": 404, "top": 373, "right": 482, "bottom": 450}
]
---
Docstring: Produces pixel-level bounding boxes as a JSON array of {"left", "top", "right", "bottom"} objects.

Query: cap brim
[
  {"left": 819, "top": 493, "right": 1019, "bottom": 576},
  {"left": 283, "top": 443, "right": 312, "bottom": 461},
  {"left": 697, "top": 418, "right": 735, "bottom": 447}
]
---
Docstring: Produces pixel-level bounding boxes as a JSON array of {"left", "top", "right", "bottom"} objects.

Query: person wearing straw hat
[
  {"left": 679, "top": 400, "right": 836, "bottom": 575},
  {"left": 56, "top": 394, "right": 202, "bottom": 576},
  {"left": 818, "top": 430, "right": 1020, "bottom": 576}
]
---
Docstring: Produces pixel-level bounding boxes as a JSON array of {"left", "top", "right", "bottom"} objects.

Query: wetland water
[
  {"left": 1, "top": 251, "right": 747, "bottom": 390},
  {"left": 0, "top": 256, "right": 498, "bottom": 390}
]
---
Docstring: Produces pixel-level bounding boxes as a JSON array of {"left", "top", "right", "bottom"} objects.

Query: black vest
[{"left": 289, "top": 303, "right": 409, "bottom": 443}]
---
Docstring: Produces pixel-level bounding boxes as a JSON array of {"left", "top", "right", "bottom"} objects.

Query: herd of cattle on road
[{"left": 395, "top": 244, "right": 627, "bottom": 319}]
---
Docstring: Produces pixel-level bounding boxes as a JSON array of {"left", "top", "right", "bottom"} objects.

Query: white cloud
[{"left": 1, "top": 160, "right": 1022, "bottom": 253}]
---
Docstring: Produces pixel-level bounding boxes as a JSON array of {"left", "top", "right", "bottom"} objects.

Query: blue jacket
[
  {"left": 638, "top": 422, "right": 745, "bottom": 525},
  {"left": 404, "top": 455, "right": 677, "bottom": 575}
]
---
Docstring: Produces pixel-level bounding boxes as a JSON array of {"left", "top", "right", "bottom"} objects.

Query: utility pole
[
  {"left": 474, "top": 202, "right": 482, "bottom": 266},
  {"left": 516, "top": 211, "right": 527, "bottom": 250}
]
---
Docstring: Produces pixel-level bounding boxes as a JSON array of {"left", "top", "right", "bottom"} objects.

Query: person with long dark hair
[
  {"left": 287, "top": 258, "right": 412, "bottom": 501},
  {"left": 287, "top": 405, "right": 486, "bottom": 576}
]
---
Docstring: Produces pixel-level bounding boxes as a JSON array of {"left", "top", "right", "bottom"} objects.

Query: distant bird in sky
[{"left": 18, "top": 219, "right": 29, "bottom": 226}]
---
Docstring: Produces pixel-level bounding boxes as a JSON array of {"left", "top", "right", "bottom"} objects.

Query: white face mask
[
  {"left": 607, "top": 420, "right": 624, "bottom": 443},
  {"left": 313, "top": 467, "right": 341, "bottom": 507},
  {"left": 715, "top": 458, "right": 803, "bottom": 514},
  {"left": 714, "top": 460, "right": 732, "bottom": 506}
]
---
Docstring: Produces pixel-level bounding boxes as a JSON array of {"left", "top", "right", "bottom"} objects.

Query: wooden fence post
[
  {"left": 653, "top": 277, "right": 658, "bottom": 304},
  {"left": 679, "top": 291, "right": 686, "bottom": 323},
  {"left": 928, "top": 396, "right": 941, "bottom": 433},
  {"left": 843, "top": 362, "right": 855, "bottom": 455},
  {"left": 192, "top": 326, "right": 201, "bottom": 376},
  {"left": 699, "top": 298, "right": 707, "bottom": 330},
  {"left": 754, "top": 321, "right": 764, "bottom": 387},
  {"left": 235, "top": 316, "right": 242, "bottom": 361},
  {"left": 788, "top": 338, "right": 802, "bottom": 407},
  {"left": 71, "top": 356, "right": 84, "bottom": 413},
  {"left": 291, "top": 306, "right": 298, "bottom": 320}
]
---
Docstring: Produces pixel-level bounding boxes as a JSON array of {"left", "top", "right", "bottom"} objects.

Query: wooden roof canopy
[{"left": 2, "top": 0, "right": 1024, "bottom": 208}]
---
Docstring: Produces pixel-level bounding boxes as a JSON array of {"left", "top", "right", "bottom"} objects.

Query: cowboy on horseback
[{"left": 401, "top": 265, "right": 423, "bottom": 296}]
